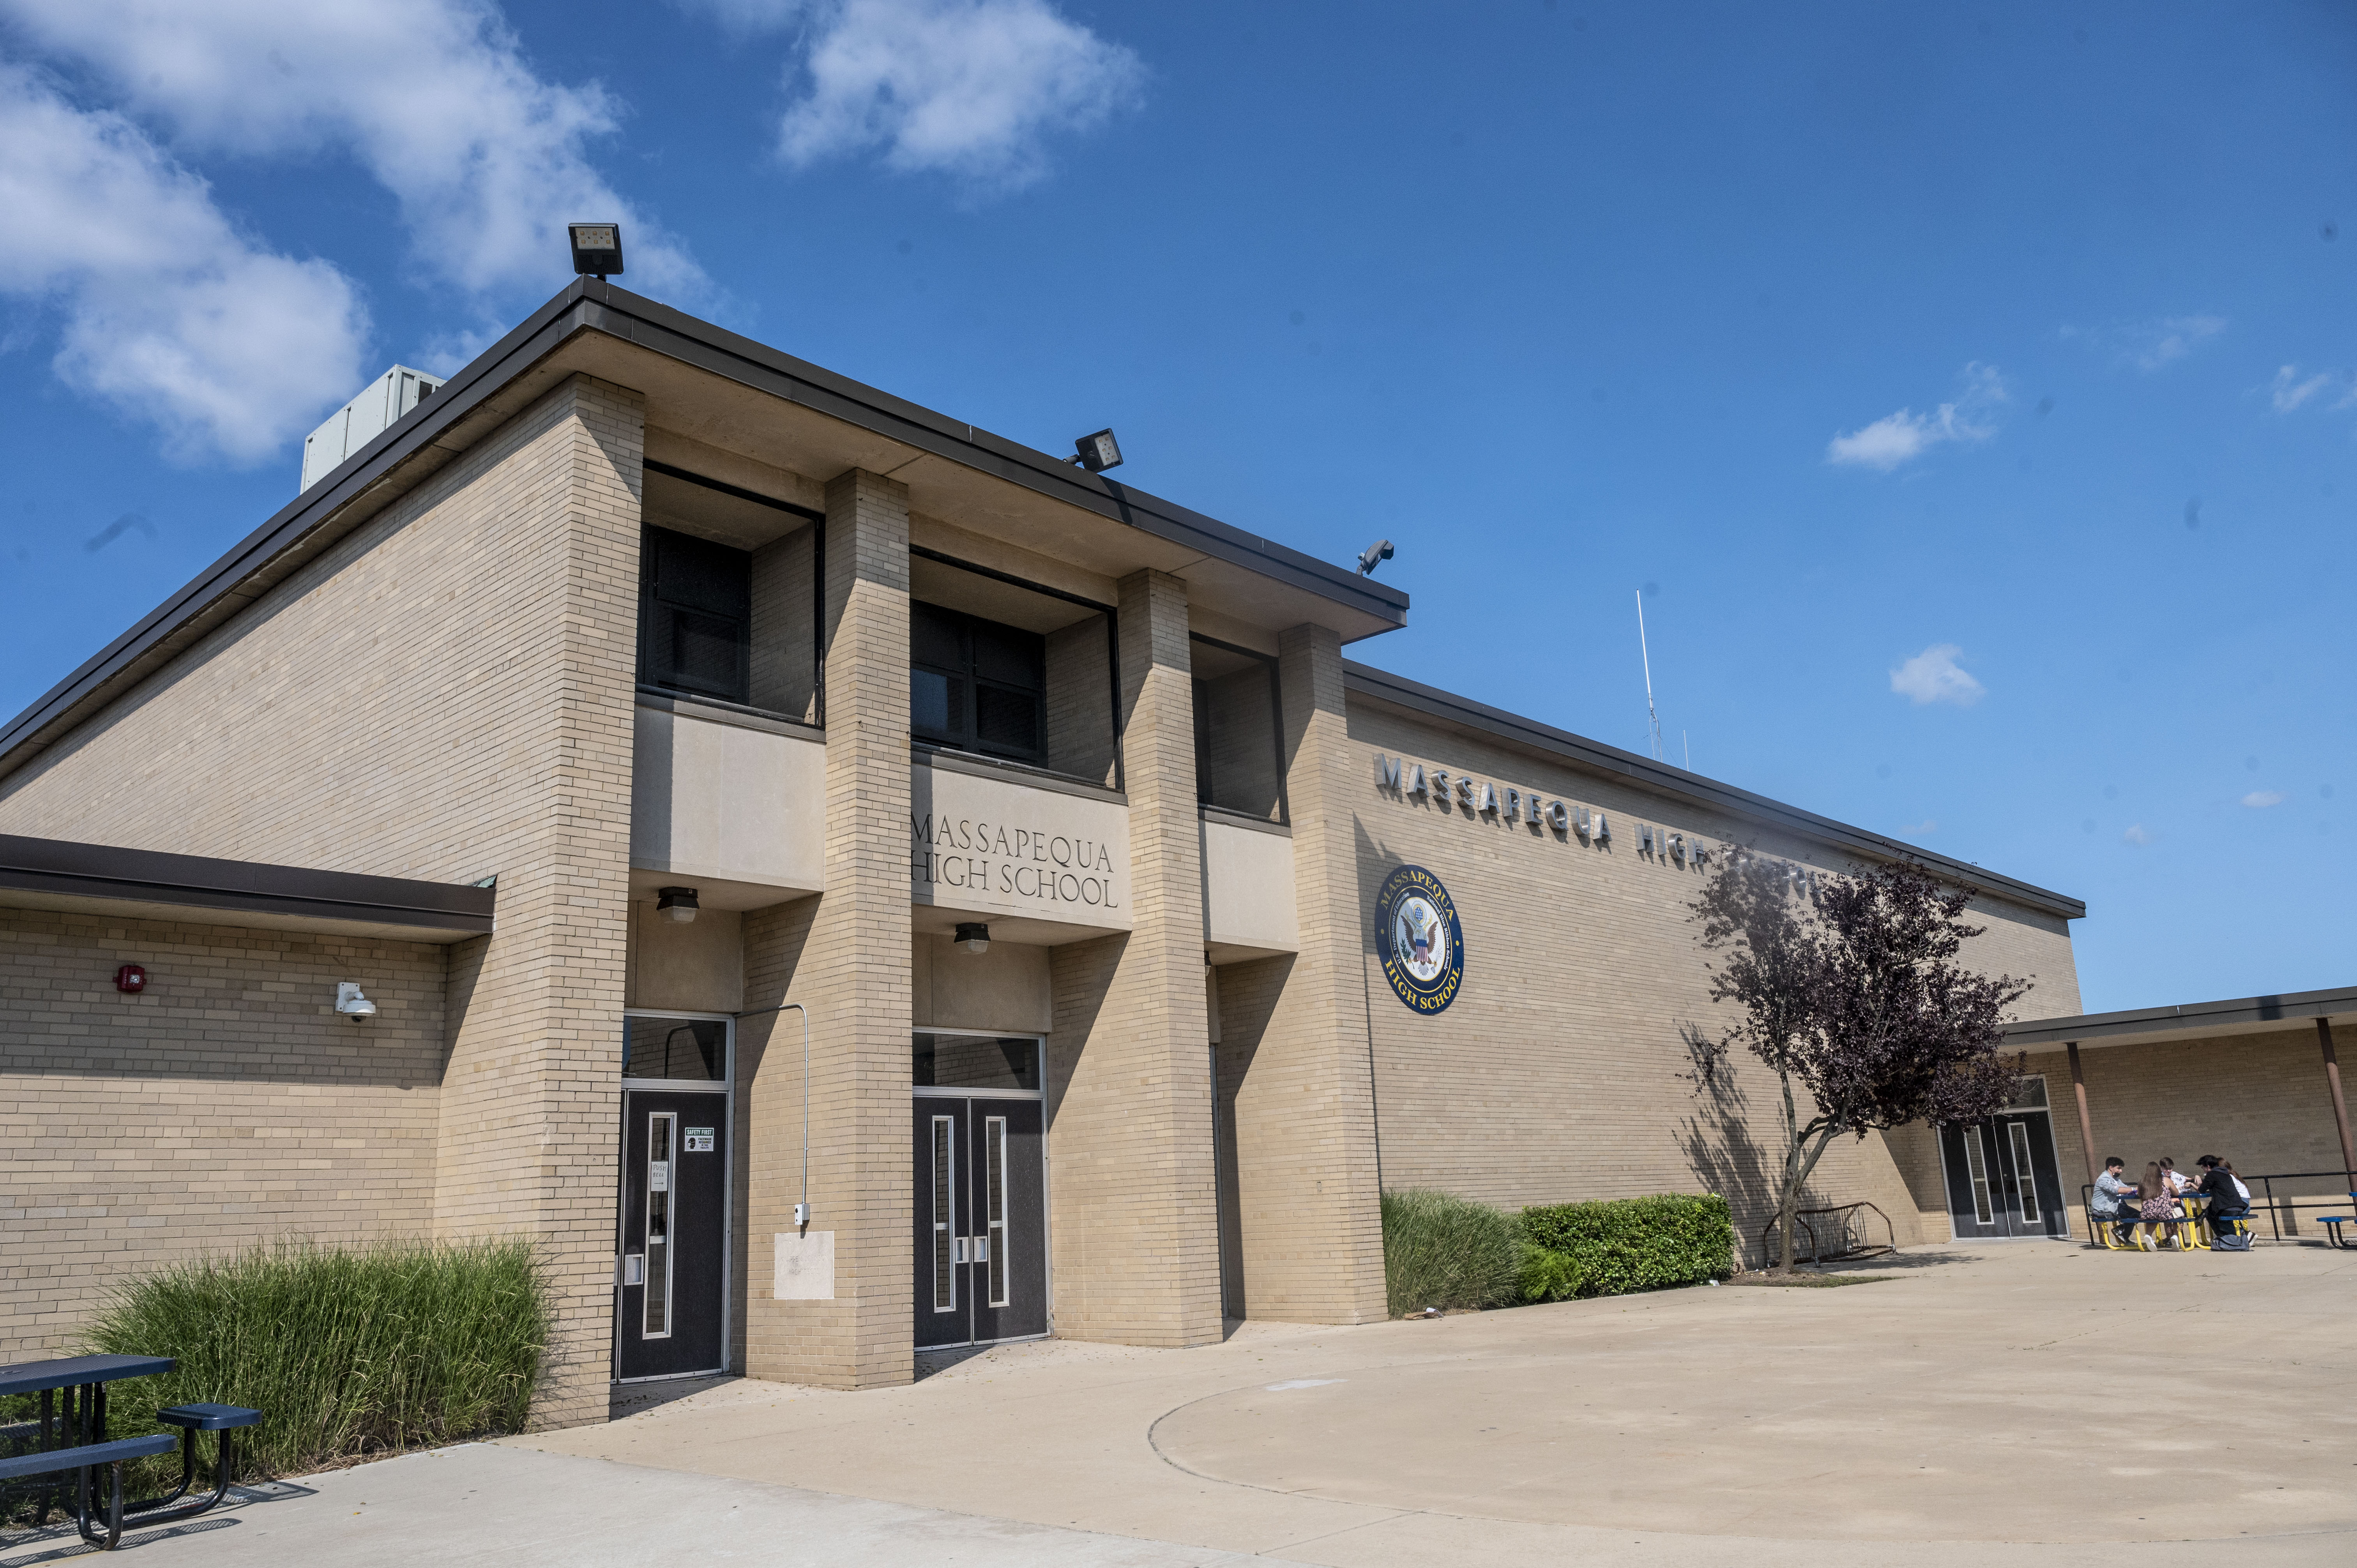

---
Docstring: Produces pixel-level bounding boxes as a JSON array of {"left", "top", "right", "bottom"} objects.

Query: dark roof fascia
[
  {"left": 0, "top": 279, "right": 1406, "bottom": 784},
  {"left": 0, "top": 282, "right": 606, "bottom": 782},
  {"left": 572, "top": 283, "right": 1410, "bottom": 623},
  {"left": 1343, "top": 660, "right": 2087, "bottom": 921},
  {"left": 2002, "top": 986, "right": 2357, "bottom": 1048},
  {"left": 0, "top": 835, "right": 495, "bottom": 936}
]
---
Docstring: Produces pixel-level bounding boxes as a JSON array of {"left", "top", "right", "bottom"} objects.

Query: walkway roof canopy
[{"left": 2004, "top": 985, "right": 2357, "bottom": 1052}]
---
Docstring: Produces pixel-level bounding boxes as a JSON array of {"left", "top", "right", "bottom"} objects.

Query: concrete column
[
  {"left": 1222, "top": 623, "right": 1388, "bottom": 1324},
  {"left": 739, "top": 468, "right": 912, "bottom": 1389},
  {"left": 1044, "top": 569, "right": 1222, "bottom": 1346},
  {"left": 2320, "top": 1018, "right": 2355, "bottom": 1178}
]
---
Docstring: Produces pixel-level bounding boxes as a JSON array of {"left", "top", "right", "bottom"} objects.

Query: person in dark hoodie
[{"left": 2195, "top": 1155, "right": 2252, "bottom": 1248}]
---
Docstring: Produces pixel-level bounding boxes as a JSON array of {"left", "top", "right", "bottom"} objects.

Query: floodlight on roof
[
  {"left": 569, "top": 223, "right": 624, "bottom": 279},
  {"left": 1069, "top": 429, "right": 1123, "bottom": 473}
]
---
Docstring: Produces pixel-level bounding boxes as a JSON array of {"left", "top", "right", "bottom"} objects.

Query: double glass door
[
  {"left": 1941, "top": 1099, "right": 2067, "bottom": 1240},
  {"left": 912, "top": 1031, "right": 1047, "bottom": 1349}
]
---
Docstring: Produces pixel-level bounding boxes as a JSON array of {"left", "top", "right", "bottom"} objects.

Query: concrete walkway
[{"left": 6, "top": 1241, "right": 2348, "bottom": 1564}]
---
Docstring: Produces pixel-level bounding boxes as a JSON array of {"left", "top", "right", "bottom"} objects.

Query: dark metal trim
[
  {"left": 1342, "top": 660, "right": 2087, "bottom": 921},
  {"left": 2003, "top": 986, "right": 2357, "bottom": 1049},
  {"left": 0, "top": 277, "right": 1402, "bottom": 786},
  {"left": 0, "top": 835, "right": 496, "bottom": 935},
  {"left": 644, "top": 459, "right": 826, "bottom": 523}
]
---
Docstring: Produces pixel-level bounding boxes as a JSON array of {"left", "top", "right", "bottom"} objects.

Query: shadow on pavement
[
  {"left": 0, "top": 1481, "right": 313, "bottom": 1566},
  {"left": 610, "top": 1374, "right": 739, "bottom": 1419}
]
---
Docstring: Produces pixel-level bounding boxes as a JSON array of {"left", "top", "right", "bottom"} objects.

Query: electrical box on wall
[{"left": 299, "top": 365, "right": 445, "bottom": 493}]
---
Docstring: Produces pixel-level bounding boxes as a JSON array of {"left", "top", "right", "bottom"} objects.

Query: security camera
[{"left": 1356, "top": 539, "right": 1395, "bottom": 577}]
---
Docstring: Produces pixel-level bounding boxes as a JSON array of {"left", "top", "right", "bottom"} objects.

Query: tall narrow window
[
  {"left": 931, "top": 1116, "right": 957, "bottom": 1313},
  {"left": 1963, "top": 1125, "right": 1995, "bottom": 1225},
  {"left": 640, "top": 525, "right": 752, "bottom": 703},
  {"left": 2007, "top": 1121, "right": 2042, "bottom": 1224},
  {"left": 644, "top": 1112, "right": 676, "bottom": 1337},
  {"left": 984, "top": 1115, "right": 1009, "bottom": 1308}
]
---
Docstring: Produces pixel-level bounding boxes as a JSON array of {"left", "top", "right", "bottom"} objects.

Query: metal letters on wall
[{"left": 1375, "top": 864, "right": 1465, "bottom": 1016}]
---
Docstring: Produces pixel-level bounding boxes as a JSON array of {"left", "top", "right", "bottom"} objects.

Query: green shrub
[
  {"left": 1516, "top": 1245, "right": 1584, "bottom": 1303},
  {"left": 1380, "top": 1188, "right": 1522, "bottom": 1317},
  {"left": 76, "top": 1236, "right": 549, "bottom": 1485},
  {"left": 1518, "top": 1194, "right": 1734, "bottom": 1297}
]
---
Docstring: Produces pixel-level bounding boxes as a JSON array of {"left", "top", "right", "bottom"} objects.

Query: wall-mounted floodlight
[
  {"left": 657, "top": 886, "right": 700, "bottom": 924},
  {"left": 1356, "top": 539, "right": 1395, "bottom": 577},
  {"left": 1068, "top": 429, "right": 1123, "bottom": 473},
  {"left": 569, "top": 222, "right": 624, "bottom": 279},
  {"left": 335, "top": 982, "right": 377, "bottom": 1020},
  {"left": 954, "top": 922, "right": 991, "bottom": 956}
]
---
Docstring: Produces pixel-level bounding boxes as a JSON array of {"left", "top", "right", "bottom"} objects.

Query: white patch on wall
[{"left": 774, "top": 1230, "right": 836, "bottom": 1299}]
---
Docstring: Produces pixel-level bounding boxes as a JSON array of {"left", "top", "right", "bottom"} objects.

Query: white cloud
[
  {"left": 1897, "top": 819, "right": 1936, "bottom": 836},
  {"left": 2240, "top": 790, "right": 2286, "bottom": 808},
  {"left": 1827, "top": 363, "right": 2006, "bottom": 471},
  {"left": 1889, "top": 643, "right": 1986, "bottom": 707},
  {"left": 2122, "top": 824, "right": 2153, "bottom": 846},
  {"left": 689, "top": 0, "right": 1143, "bottom": 192},
  {"left": 0, "top": 0, "right": 708, "bottom": 300},
  {"left": 0, "top": 64, "right": 366, "bottom": 463},
  {"left": 2061, "top": 314, "right": 2227, "bottom": 371},
  {"left": 2270, "top": 365, "right": 2334, "bottom": 413}
]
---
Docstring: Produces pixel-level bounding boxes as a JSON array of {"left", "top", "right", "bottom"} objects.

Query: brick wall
[
  {"left": 0, "top": 374, "right": 647, "bottom": 1425},
  {"left": 0, "top": 907, "right": 445, "bottom": 1356}
]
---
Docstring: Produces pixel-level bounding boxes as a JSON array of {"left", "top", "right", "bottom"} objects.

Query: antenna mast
[{"left": 1636, "top": 590, "right": 1664, "bottom": 762}]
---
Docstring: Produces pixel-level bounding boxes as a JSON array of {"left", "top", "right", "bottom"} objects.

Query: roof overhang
[
  {"left": 2004, "top": 986, "right": 2357, "bottom": 1052},
  {"left": 0, "top": 835, "right": 495, "bottom": 943},
  {"left": 1344, "top": 661, "right": 2087, "bottom": 922},
  {"left": 0, "top": 281, "right": 1407, "bottom": 785}
]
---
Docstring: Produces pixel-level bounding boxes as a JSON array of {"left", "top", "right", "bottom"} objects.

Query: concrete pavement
[{"left": 6, "top": 1240, "right": 2348, "bottom": 1564}]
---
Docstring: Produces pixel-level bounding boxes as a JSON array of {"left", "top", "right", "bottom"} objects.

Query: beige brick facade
[
  {"left": 0, "top": 374, "right": 647, "bottom": 1426},
  {"left": 1044, "top": 570, "right": 1223, "bottom": 1346}
]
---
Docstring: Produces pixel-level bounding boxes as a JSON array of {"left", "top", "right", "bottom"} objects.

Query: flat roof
[
  {"left": 1344, "top": 660, "right": 2087, "bottom": 921},
  {"left": 0, "top": 279, "right": 1408, "bottom": 784},
  {"left": 2003, "top": 985, "right": 2357, "bottom": 1052},
  {"left": 0, "top": 834, "right": 495, "bottom": 943}
]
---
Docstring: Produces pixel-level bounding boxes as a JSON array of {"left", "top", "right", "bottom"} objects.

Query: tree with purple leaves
[{"left": 1690, "top": 848, "right": 2031, "bottom": 1275}]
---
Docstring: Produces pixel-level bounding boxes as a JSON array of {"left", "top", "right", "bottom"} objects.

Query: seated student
[
  {"left": 2136, "top": 1161, "right": 2184, "bottom": 1247},
  {"left": 2196, "top": 1155, "right": 2253, "bottom": 1248},
  {"left": 2160, "top": 1157, "right": 2197, "bottom": 1201},
  {"left": 2090, "top": 1157, "right": 2140, "bottom": 1242}
]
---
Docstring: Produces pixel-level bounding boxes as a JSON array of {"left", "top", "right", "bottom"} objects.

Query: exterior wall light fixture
[
  {"left": 1355, "top": 538, "right": 1394, "bottom": 576},
  {"left": 568, "top": 222, "right": 624, "bottom": 279},
  {"left": 954, "top": 922, "right": 991, "bottom": 956},
  {"left": 656, "top": 886, "right": 700, "bottom": 924},
  {"left": 335, "top": 982, "right": 377, "bottom": 1020},
  {"left": 1068, "top": 429, "right": 1122, "bottom": 472}
]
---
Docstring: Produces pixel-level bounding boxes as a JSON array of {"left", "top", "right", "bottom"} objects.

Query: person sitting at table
[
  {"left": 2160, "top": 1157, "right": 2197, "bottom": 1200},
  {"left": 2091, "top": 1157, "right": 2139, "bottom": 1243},
  {"left": 2196, "top": 1155, "right": 2253, "bottom": 1249},
  {"left": 2136, "top": 1160, "right": 2184, "bottom": 1248}
]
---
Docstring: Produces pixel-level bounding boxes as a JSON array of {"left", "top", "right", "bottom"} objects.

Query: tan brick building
[{"left": 8, "top": 277, "right": 2238, "bottom": 1427}]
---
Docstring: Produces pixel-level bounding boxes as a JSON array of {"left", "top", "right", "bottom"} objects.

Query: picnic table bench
[{"left": 0, "top": 1353, "right": 260, "bottom": 1550}]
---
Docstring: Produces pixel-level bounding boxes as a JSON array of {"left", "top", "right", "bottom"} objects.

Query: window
[
  {"left": 624, "top": 1017, "right": 727, "bottom": 1082},
  {"left": 640, "top": 525, "right": 751, "bottom": 704},
  {"left": 910, "top": 601, "right": 1047, "bottom": 765}
]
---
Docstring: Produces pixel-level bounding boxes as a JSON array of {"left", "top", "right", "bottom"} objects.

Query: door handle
[
  {"left": 972, "top": 1236, "right": 990, "bottom": 1263},
  {"left": 954, "top": 1237, "right": 969, "bottom": 1264},
  {"left": 621, "top": 1254, "right": 645, "bottom": 1286}
]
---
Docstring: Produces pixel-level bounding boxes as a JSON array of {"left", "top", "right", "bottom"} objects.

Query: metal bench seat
[{"left": 0, "top": 1432, "right": 177, "bottom": 1551}]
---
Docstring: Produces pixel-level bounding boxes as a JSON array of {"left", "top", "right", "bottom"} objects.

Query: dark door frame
[
  {"left": 911, "top": 1026, "right": 1051, "bottom": 1348},
  {"left": 1936, "top": 1074, "right": 2067, "bottom": 1241},
  {"left": 616, "top": 1009, "right": 736, "bottom": 1383}
]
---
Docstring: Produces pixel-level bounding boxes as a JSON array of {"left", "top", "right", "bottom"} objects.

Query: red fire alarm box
[{"left": 115, "top": 964, "right": 147, "bottom": 994}]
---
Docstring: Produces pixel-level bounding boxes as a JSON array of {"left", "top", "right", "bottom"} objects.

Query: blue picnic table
[{"left": 0, "top": 1353, "right": 259, "bottom": 1550}]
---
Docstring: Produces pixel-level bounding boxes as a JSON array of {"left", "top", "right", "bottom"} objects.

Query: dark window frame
[
  {"left": 641, "top": 461, "right": 827, "bottom": 727},
  {"left": 1189, "top": 632, "right": 1289, "bottom": 826},
  {"left": 910, "top": 600, "right": 1050, "bottom": 766}
]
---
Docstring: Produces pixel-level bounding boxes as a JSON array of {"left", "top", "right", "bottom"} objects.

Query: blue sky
[{"left": 0, "top": 2, "right": 2350, "bottom": 1011}]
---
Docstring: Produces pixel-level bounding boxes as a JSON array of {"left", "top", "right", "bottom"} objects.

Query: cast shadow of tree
[{"left": 1672, "top": 1019, "right": 1833, "bottom": 1270}]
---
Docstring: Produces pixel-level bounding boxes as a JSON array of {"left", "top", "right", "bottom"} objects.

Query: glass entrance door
[
  {"left": 616, "top": 1012, "right": 733, "bottom": 1381},
  {"left": 911, "top": 1031, "right": 1048, "bottom": 1349},
  {"left": 1938, "top": 1079, "right": 2067, "bottom": 1240}
]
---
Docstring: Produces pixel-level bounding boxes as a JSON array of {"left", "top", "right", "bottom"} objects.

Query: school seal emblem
[{"left": 1376, "top": 864, "right": 1464, "bottom": 1015}]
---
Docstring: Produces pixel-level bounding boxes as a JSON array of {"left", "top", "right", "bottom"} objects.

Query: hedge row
[{"left": 1380, "top": 1188, "right": 1734, "bottom": 1317}]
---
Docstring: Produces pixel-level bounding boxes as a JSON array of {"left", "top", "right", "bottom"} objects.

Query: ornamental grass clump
[
  {"left": 80, "top": 1236, "right": 548, "bottom": 1484},
  {"left": 1380, "top": 1187, "right": 1522, "bottom": 1317}
]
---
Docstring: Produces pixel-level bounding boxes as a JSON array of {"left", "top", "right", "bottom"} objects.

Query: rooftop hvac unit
[{"left": 299, "top": 365, "right": 446, "bottom": 493}]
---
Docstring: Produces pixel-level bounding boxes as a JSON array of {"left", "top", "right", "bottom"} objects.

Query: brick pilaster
[{"left": 1045, "top": 570, "right": 1222, "bottom": 1346}]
